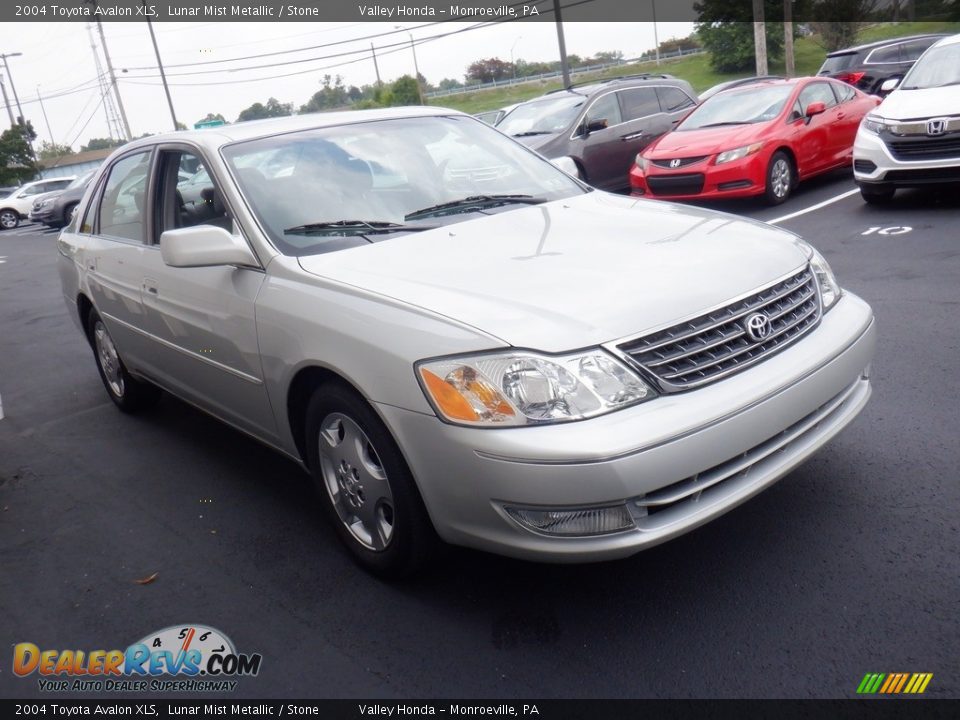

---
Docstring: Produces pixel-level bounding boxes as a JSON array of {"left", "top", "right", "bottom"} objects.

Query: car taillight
[{"left": 836, "top": 71, "right": 865, "bottom": 85}]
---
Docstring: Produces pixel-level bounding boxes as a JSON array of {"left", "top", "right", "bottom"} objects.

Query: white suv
[
  {"left": 853, "top": 33, "right": 960, "bottom": 204},
  {"left": 0, "top": 177, "right": 75, "bottom": 229}
]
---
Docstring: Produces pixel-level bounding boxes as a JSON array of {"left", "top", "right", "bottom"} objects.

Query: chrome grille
[
  {"left": 651, "top": 156, "right": 707, "bottom": 169},
  {"left": 617, "top": 268, "right": 820, "bottom": 390}
]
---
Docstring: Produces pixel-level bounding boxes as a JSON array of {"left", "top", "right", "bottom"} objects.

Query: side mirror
[
  {"left": 160, "top": 225, "right": 258, "bottom": 269},
  {"left": 550, "top": 156, "right": 581, "bottom": 178},
  {"left": 581, "top": 118, "right": 609, "bottom": 137},
  {"left": 805, "top": 101, "right": 827, "bottom": 118},
  {"left": 880, "top": 78, "right": 900, "bottom": 93}
]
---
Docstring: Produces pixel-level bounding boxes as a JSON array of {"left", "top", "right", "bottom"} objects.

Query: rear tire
[
  {"left": 764, "top": 151, "right": 794, "bottom": 206},
  {"left": 859, "top": 185, "right": 895, "bottom": 205},
  {"left": 87, "top": 311, "right": 161, "bottom": 413},
  {"left": 305, "top": 382, "right": 441, "bottom": 578},
  {"left": 0, "top": 209, "right": 19, "bottom": 230}
]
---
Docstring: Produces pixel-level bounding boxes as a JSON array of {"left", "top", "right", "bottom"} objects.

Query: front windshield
[
  {"left": 497, "top": 94, "right": 585, "bottom": 135},
  {"left": 679, "top": 85, "right": 794, "bottom": 130},
  {"left": 222, "top": 115, "right": 585, "bottom": 256},
  {"left": 900, "top": 43, "right": 960, "bottom": 89}
]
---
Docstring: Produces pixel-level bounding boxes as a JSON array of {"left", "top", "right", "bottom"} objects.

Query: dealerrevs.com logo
[{"left": 13, "top": 624, "right": 262, "bottom": 693}]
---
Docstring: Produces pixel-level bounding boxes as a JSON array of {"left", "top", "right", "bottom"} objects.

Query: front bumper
[
  {"left": 379, "top": 292, "right": 875, "bottom": 562},
  {"left": 629, "top": 152, "right": 766, "bottom": 201},
  {"left": 854, "top": 129, "right": 960, "bottom": 187}
]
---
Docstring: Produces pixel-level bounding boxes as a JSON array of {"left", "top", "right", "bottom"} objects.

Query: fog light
[{"left": 504, "top": 504, "right": 636, "bottom": 536}]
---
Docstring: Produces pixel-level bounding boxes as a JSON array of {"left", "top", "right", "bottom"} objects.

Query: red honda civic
[{"left": 628, "top": 77, "right": 880, "bottom": 205}]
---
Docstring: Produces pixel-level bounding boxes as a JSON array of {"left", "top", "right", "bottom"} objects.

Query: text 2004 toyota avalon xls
[{"left": 57, "top": 107, "right": 875, "bottom": 576}]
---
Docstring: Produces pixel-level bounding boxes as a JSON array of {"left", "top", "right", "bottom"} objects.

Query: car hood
[
  {"left": 297, "top": 192, "right": 809, "bottom": 353},
  {"left": 646, "top": 123, "right": 776, "bottom": 158},
  {"left": 877, "top": 85, "right": 960, "bottom": 120}
]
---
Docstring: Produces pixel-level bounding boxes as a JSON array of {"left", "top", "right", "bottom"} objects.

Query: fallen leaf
[{"left": 134, "top": 572, "right": 159, "bottom": 585}]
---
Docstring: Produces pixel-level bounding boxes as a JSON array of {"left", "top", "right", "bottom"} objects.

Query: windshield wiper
[
  {"left": 405, "top": 195, "right": 547, "bottom": 221},
  {"left": 695, "top": 121, "right": 751, "bottom": 128},
  {"left": 512, "top": 130, "right": 553, "bottom": 137},
  {"left": 283, "top": 220, "right": 433, "bottom": 235}
]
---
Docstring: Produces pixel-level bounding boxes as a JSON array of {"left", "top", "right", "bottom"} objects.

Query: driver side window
[
  {"left": 98, "top": 151, "right": 151, "bottom": 243},
  {"left": 584, "top": 93, "right": 622, "bottom": 131}
]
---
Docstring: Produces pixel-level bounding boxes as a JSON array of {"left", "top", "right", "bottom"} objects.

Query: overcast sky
[{"left": 5, "top": 20, "right": 693, "bottom": 149}]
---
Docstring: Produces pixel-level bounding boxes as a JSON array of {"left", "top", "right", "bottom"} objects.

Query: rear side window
[
  {"left": 656, "top": 86, "right": 696, "bottom": 113},
  {"left": 865, "top": 43, "right": 902, "bottom": 64},
  {"left": 832, "top": 81, "right": 857, "bottom": 102},
  {"left": 618, "top": 87, "right": 660, "bottom": 121},
  {"left": 97, "top": 151, "right": 151, "bottom": 242}
]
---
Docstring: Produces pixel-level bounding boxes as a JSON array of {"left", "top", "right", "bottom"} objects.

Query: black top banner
[
  {"left": 4, "top": 0, "right": 960, "bottom": 23},
  {"left": 2, "top": 699, "right": 960, "bottom": 720}
]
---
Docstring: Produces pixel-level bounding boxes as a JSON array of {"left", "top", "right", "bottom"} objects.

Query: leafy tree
[
  {"left": 175, "top": 122, "right": 187, "bottom": 131},
  {"left": 81, "top": 137, "right": 125, "bottom": 152},
  {"left": 466, "top": 58, "right": 514, "bottom": 83},
  {"left": 0, "top": 122, "right": 39, "bottom": 186},
  {"left": 38, "top": 141, "right": 74, "bottom": 161},
  {"left": 299, "top": 75, "right": 351, "bottom": 113},
  {"left": 237, "top": 97, "right": 293, "bottom": 122},
  {"left": 389, "top": 75, "right": 422, "bottom": 106},
  {"left": 196, "top": 112, "right": 226, "bottom": 124},
  {"left": 590, "top": 50, "right": 625, "bottom": 63},
  {"left": 437, "top": 77, "right": 463, "bottom": 90}
]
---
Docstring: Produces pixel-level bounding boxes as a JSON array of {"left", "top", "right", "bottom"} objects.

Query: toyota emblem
[
  {"left": 927, "top": 118, "right": 947, "bottom": 136},
  {"left": 669, "top": 158, "right": 682, "bottom": 168},
  {"left": 743, "top": 313, "right": 771, "bottom": 342}
]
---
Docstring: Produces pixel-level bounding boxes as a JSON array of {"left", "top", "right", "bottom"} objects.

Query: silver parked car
[{"left": 58, "top": 107, "right": 875, "bottom": 576}]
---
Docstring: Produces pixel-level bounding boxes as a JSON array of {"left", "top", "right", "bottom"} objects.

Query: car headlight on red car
[
  {"left": 417, "top": 350, "right": 656, "bottom": 427},
  {"left": 715, "top": 142, "right": 764, "bottom": 165},
  {"left": 634, "top": 153, "right": 649, "bottom": 172}
]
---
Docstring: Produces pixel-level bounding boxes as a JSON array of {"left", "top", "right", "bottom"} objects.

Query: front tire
[
  {"left": 764, "top": 151, "right": 794, "bottom": 206},
  {"left": 0, "top": 209, "right": 19, "bottom": 230},
  {"left": 87, "top": 311, "right": 161, "bottom": 413},
  {"left": 859, "top": 184, "right": 895, "bottom": 205},
  {"left": 305, "top": 382, "right": 441, "bottom": 578}
]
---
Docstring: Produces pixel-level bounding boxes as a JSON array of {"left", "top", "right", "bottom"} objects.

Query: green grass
[{"left": 433, "top": 21, "right": 960, "bottom": 115}]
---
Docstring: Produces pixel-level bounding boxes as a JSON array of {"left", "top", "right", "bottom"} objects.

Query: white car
[
  {"left": 853, "top": 33, "right": 960, "bottom": 203},
  {"left": 57, "top": 108, "right": 875, "bottom": 577},
  {"left": 0, "top": 177, "right": 76, "bottom": 229}
]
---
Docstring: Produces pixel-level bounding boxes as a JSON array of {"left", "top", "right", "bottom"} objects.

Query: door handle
[
  {"left": 620, "top": 131, "right": 645, "bottom": 141},
  {"left": 142, "top": 279, "right": 158, "bottom": 296},
  {"left": 837, "top": 112, "right": 846, "bottom": 119}
]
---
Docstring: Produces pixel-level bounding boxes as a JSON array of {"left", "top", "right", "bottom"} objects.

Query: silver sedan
[{"left": 57, "top": 107, "right": 875, "bottom": 576}]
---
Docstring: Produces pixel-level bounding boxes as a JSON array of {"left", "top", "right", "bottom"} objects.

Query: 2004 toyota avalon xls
[{"left": 58, "top": 107, "right": 875, "bottom": 577}]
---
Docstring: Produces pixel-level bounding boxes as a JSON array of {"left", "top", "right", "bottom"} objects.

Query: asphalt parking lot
[{"left": 1, "top": 172, "right": 958, "bottom": 700}]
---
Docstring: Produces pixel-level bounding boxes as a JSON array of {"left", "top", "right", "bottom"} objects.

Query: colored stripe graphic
[{"left": 857, "top": 673, "right": 932, "bottom": 694}]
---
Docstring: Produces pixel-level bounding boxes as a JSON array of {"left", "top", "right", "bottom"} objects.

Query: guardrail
[{"left": 424, "top": 49, "right": 705, "bottom": 99}]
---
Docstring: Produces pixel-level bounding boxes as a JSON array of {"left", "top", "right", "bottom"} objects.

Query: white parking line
[{"left": 767, "top": 188, "right": 860, "bottom": 225}]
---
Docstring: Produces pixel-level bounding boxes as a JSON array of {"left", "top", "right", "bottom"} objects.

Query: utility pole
[
  {"left": 553, "top": 0, "right": 571, "bottom": 88},
  {"left": 784, "top": 0, "right": 795, "bottom": 77},
  {"left": 37, "top": 87, "right": 56, "bottom": 147},
  {"left": 0, "top": 75, "right": 14, "bottom": 127},
  {"left": 652, "top": 1, "right": 661, "bottom": 66},
  {"left": 753, "top": 0, "right": 768, "bottom": 76},
  {"left": 95, "top": 19, "right": 132, "bottom": 140},
  {"left": 144, "top": 0, "right": 179, "bottom": 130},
  {"left": 394, "top": 27, "right": 425, "bottom": 104},
  {"left": 370, "top": 43, "right": 382, "bottom": 87},
  {"left": 0, "top": 53, "right": 24, "bottom": 124}
]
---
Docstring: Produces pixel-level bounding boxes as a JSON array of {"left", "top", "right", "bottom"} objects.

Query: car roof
[
  {"left": 826, "top": 33, "right": 950, "bottom": 56},
  {"left": 931, "top": 33, "right": 960, "bottom": 48},
  {"left": 116, "top": 105, "right": 465, "bottom": 153}
]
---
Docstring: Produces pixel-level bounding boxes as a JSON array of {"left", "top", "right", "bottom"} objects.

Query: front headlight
[
  {"left": 634, "top": 153, "right": 649, "bottom": 172},
  {"left": 715, "top": 142, "right": 764, "bottom": 165},
  {"left": 861, "top": 114, "right": 890, "bottom": 135},
  {"left": 798, "top": 241, "right": 841, "bottom": 311},
  {"left": 417, "top": 349, "right": 656, "bottom": 427}
]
